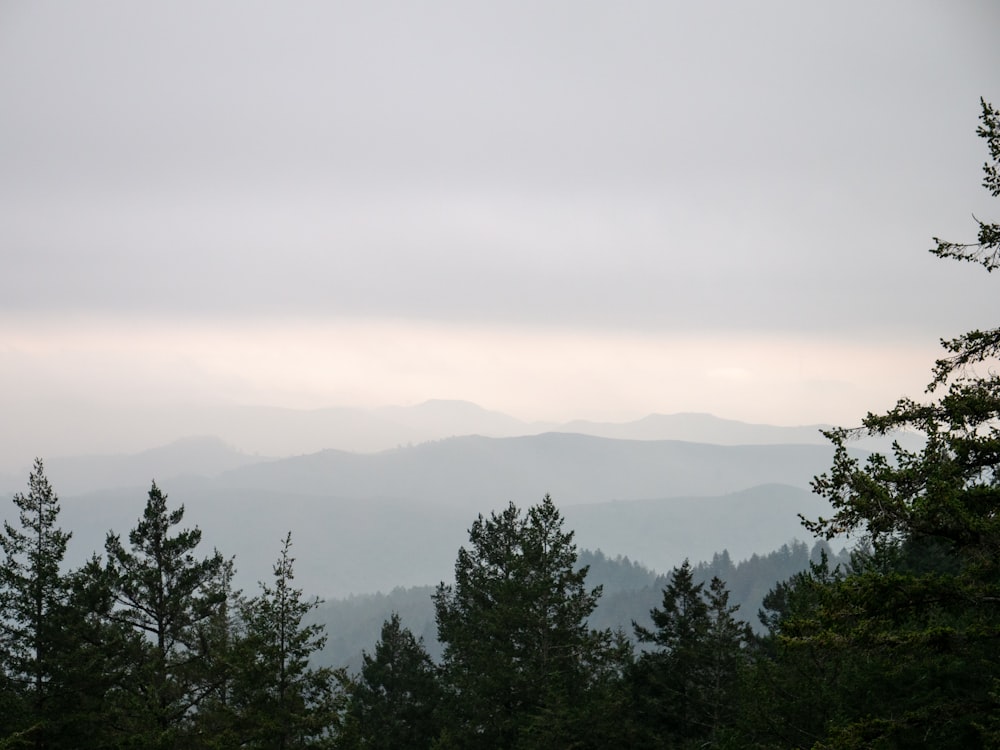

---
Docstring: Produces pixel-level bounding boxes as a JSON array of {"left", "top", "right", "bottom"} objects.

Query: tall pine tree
[
  {"left": 434, "top": 495, "right": 619, "bottom": 749},
  {"left": 632, "top": 562, "right": 749, "bottom": 748},
  {"left": 227, "top": 532, "right": 343, "bottom": 749},
  {"left": 0, "top": 459, "right": 71, "bottom": 749},
  {"left": 340, "top": 613, "right": 442, "bottom": 750},
  {"left": 102, "top": 482, "right": 227, "bottom": 749}
]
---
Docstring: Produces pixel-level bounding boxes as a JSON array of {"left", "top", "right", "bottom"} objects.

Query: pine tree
[
  {"left": 228, "top": 532, "right": 343, "bottom": 749},
  {"left": 0, "top": 459, "right": 71, "bottom": 749},
  {"left": 702, "top": 576, "right": 751, "bottom": 746},
  {"left": 786, "top": 99, "right": 1000, "bottom": 747},
  {"left": 341, "top": 613, "right": 442, "bottom": 749},
  {"left": 632, "top": 562, "right": 749, "bottom": 748},
  {"left": 737, "top": 554, "right": 851, "bottom": 748},
  {"left": 433, "top": 495, "right": 617, "bottom": 749},
  {"left": 631, "top": 560, "right": 708, "bottom": 747},
  {"left": 102, "top": 482, "right": 227, "bottom": 749}
]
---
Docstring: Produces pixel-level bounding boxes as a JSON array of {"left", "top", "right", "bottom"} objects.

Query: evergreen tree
[
  {"left": 186, "top": 558, "right": 243, "bottom": 749},
  {"left": 433, "top": 495, "right": 618, "bottom": 749},
  {"left": 631, "top": 560, "right": 707, "bottom": 747},
  {"left": 102, "top": 482, "right": 227, "bottom": 749},
  {"left": 786, "top": 98, "right": 1000, "bottom": 747},
  {"left": 228, "top": 532, "right": 343, "bottom": 749},
  {"left": 0, "top": 459, "right": 71, "bottom": 749},
  {"left": 702, "top": 576, "right": 751, "bottom": 746},
  {"left": 738, "top": 554, "right": 851, "bottom": 749},
  {"left": 632, "top": 562, "right": 749, "bottom": 748},
  {"left": 55, "top": 554, "right": 140, "bottom": 750},
  {"left": 341, "top": 613, "right": 442, "bottom": 749}
]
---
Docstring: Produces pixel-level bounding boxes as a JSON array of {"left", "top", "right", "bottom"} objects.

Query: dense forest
[
  {"left": 308, "top": 541, "right": 851, "bottom": 673},
  {"left": 2, "top": 101, "right": 998, "bottom": 748}
]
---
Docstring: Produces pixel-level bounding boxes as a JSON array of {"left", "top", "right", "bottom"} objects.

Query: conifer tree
[
  {"left": 341, "top": 613, "right": 441, "bottom": 749},
  {"left": 702, "top": 576, "right": 751, "bottom": 746},
  {"left": 228, "top": 532, "right": 343, "bottom": 749},
  {"left": 102, "top": 482, "right": 227, "bottom": 749},
  {"left": 434, "top": 495, "right": 616, "bottom": 749},
  {"left": 0, "top": 459, "right": 71, "bottom": 749},
  {"left": 631, "top": 562, "right": 748, "bottom": 748},
  {"left": 788, "top": 98, "right": 1000, "bottom": 747}
]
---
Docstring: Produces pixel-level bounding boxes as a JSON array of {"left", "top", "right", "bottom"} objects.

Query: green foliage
[
  {"left": 739, "top": 554, "right": 855, "bottom": 748},
  {"left": 226, "top": 532, "right": 344, "bottom": 749},
  {"left": 632, "top": 562, "right": 751, "bottom": 748},
  {"left": 434, "top": 495, "right": 625, "bottom": 749},
  {"left": 101, "top": 482, "right": 228, "bottom": 748},
  {"left": 759, "top": 98, "right": 1000, "bottom": 749},
  {"left": 341, "top": 613, "right": 442, "bottom": 749},
  {"left": 930, "top": 98, "right": 1000, "bottom": 274},
  {"left": 0, "top": 459, "right": 74, "bottom": 747}
]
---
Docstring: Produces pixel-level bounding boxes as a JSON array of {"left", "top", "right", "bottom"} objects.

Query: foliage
[
  {"left": 631, "top": 561, "right": 751, "bottom": 748},
  {"left": 783, "top": 97, "right": 1000, "bottom": 748},
  {"left": 930, "top": 98, "right": 1000, "bottom": 275},
  {"left": 738, "top": 554, "right": 856, "bottom": 749},
  {"left": 226, "top": 532, "right": 344, "bottom": 749},
  {"left": 340, "top": 613, "right": 442, "bottom": 749},
  {"left": 0, "top": 459, "right": 74, "bottom": 748},
  {"left": 100, "top": 482, "right": 228, "bottom": 748},
  {"left": 433, "top": 495, "right": 625, "bottom": 749}
]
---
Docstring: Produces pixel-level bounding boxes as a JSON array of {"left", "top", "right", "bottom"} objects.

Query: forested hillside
[{"left": 308, "top": 541, "right": 851, "bottom": 672}]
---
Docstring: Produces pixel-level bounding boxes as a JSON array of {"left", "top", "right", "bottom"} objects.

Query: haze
[{"left": 2, "top": 1, "right": 999, "bottom": 472}]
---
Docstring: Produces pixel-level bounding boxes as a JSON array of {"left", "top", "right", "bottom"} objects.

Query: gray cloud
[{"left": 1, "top": 1, "right": 998, "bottom": 335}]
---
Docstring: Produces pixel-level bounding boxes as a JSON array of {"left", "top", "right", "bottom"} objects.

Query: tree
[
  {"left": 227, "top": 532, "right": 343, "bottom": 749},
  {"left": 341, "top": 613, "right": 442, "bottom": 749},
  {"left": 631, "top": 562, "right": 749, "bottom": 748},
  {"left": 795, "top": 98, "right": 1000, "bottom": 747},
  {"left": 701, "top": 576, "right": 752, "bottom": 746},
  {"left": 0, "top": 459, "right": 71, "bottom": 749},
  {"left": 433, "top": 495, "right": 619, "bottom": 749},
  {"left": 102, "top": 482, "right": 227, "bottom": 748},
  {"left": 738, "top": 553, "right": 856, "bottom": 749}
]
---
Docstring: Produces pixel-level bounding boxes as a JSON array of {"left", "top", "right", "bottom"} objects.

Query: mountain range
[
  {"left": 0, "top": 401, "right": 884, "bottom": 599},
  {"left": 1, "top": 399, "right": 850, "bottom": 482}
]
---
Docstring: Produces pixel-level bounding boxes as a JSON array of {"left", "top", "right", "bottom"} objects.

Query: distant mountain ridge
[
  {"left": 563, "top": 412, "right": 833, "bottom": 445},
  {"left": 37, "top": 436, "right": 260, "bottom": 497},
  {"left": 1, "top": 400, "right": 917, "bottom": 502},
  {"left": 208, "top": 433, "right": 847, "bottom": 508},
  {"left": 0, "top": 405, "right": 871, "bottom": 601},
  {"left": 11, "top": 429, "right": 853, "bottom": 506},
  {"left": 1, "top": 400, "right": 850, "bottom": 482}
]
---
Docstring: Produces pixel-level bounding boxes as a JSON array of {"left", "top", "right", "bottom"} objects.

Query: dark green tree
[
  {"left": 632, "top": 561, "right": 752, "bottom": 748},
  {"left": 0, "top": 459, "right": 71, "bottom": 749},
  {"left": 102, "top": 482, "right": 227, "bottom": 749},
  {"left": 227, "top": 532, "right": 343, "bottom": 749},
  {"left": 701, "top": 576, "right": 752, "bottom": 746},
  {"left": 790, "top": 98, "right": 1000, "bottom": 748},
  {"left": 340, "top": 613, "right": 442, "bottom": 749},
  {"left": 433, "top": 495, "right": 620, "bottom": 749},
  {"left": 184, "top": 557, "right": 243, "bottom": 749},
  {"left": 54, "top": 554, "right": 142, "bottom": 750},
  {"left": 737, "top": 554, "right": 855, "bottom": 749}
]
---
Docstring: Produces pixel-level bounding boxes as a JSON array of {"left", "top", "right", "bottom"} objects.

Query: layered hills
[{"left": 0, "top": 404, "right": 874, "bottom": 600}]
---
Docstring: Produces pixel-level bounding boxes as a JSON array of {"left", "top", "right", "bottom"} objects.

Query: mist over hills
[
  {"left": 52, "top": 480, "right": 829, "bottom": 601},
  {"left": 0, "top": 400, "right": 848, "bottom": 481},
  {"left": 208, "top": 434, "right": 842, "bottom": 507},
  {"left": 1, "top": 405, "right": 874, "bottom": 600}
]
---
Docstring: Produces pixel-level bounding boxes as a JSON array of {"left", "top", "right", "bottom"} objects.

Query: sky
[{"left": 2, "top": 1, "right": 999, "bottom": 466}]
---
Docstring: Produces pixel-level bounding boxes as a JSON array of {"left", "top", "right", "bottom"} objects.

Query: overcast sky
[{"left": 2, "top": 1, "right": 999, "bottom": 464}]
